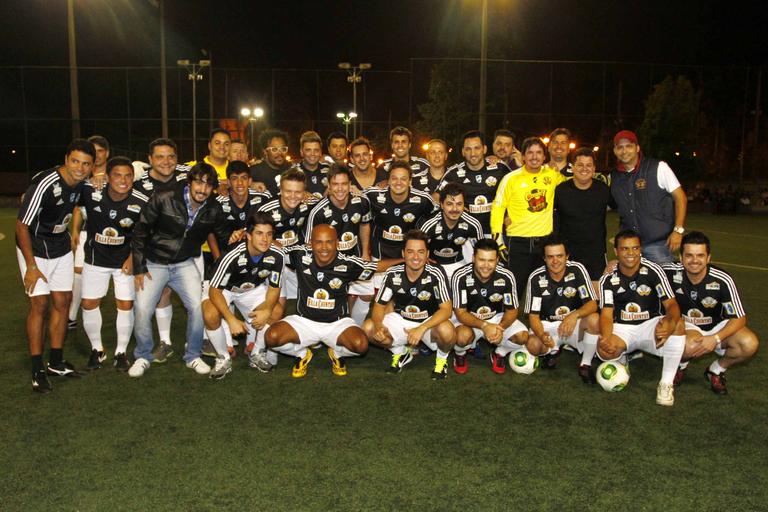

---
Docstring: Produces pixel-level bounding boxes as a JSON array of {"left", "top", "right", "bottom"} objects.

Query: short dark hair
[
  {"left": 614, "top": 229, "right": 640, "bottom": 249},
  {"left": 188, "top": 162, "right": 219, "bottom": 187},
  {"left": 572, "top": 147, "right": 595, "bottom": 162},
  {"left": 210, "top": 128, "right": 231, "bottom": 141},
  {"left": 493, "top": 129, "right": 515, "bottom": 144},
  {"left": 541, "top": 235, "right": 569, "bottom": 256},
  {"left": 462, "top": 130, "right": 486, "bottom": 147},
  {"left": 388, "top": 161, "right": 412, "bottom": 178},
  {"left": 439, "top": 182, "right": 465, "bottom": 203},
  {"left": 87, "top": 135, "right": 110, "bottom": 151},
  {"left": 403, "top": 229, "right": 429, "bottom": 248},
  {"left": 349, "top": 137, "right": 372, "bottom": 152},
  {"left": 226, "top": 160, "right": 251, "bottom": 179},
  {"left": 259, "top": 129, "right": 289, "bottom": 151},
  {"left": 66, "top": 139, "right": 96, "bottom": 161},
  {"left": 326, "top": 131, "right": 348, "bottom": 147},
  {"left": 389, "top": 126, "right": 412, "bottom": 143},
  {"left": 280, "top": 167, "right": 306, "bottom": 185},
  {"left": 106, "top": 156, "right": 133, "bottom": 175},
  {"left": 246, "top": 211, "right": 276, "bottom": 233},
  {"left": 149, "top": 138, "right": 177, "bottom": 154},
  {"left": 328, "top": 163, "right": 351, "bottom": 182},
  {"left": 230, "top": 138, "right": 247, "bottom": 146},
  {"left": 521, "top": 137, "right": 546, "bottom": 154},
  {"left": 549, "top": 128, "right": 572, "bottom": 140},
  {"left": 474, "top": 238, "right": 498, "bottom": 256},
  {"left": 681, "top": 231, "right": 711, "bottom": 254}
]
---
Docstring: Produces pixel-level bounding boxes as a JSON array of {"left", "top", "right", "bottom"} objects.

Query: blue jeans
[
  {"left": 641, "top": 240, "right": 673, "bottom": 264},
  {"left": 133, "top": 258, "right": 203, "bottom": 363}
]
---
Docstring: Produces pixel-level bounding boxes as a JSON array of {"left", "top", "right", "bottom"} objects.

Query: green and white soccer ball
[
  {"left": 509, "top": 349, "right": 539, "bottom": 375},
  {"left": 596, "top": 361, "right": 630, "bottom": 392}
]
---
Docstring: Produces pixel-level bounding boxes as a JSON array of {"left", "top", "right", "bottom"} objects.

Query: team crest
[
  {"left": 119, "top": 218, "right": 134, "bottom": 228},
  {"left": 637, "top": 285, "right": 652, "bottom": 296},
  {"left": 562, "top": 287, "right": 576, "bottom": 298},
  {"left": 485, "top": 176, "right": 497, "bottom": 187},
  {"left": 329, "top": 278, "right": 343, "bottom": 290},
  {"left": 489, "top": 293, "right": 503, "bottom": 302},
  {"left": 635, "top": 179, "right": 647, "bottom": 190},
  {"left": 351, "top": 213, "right": 361, "bottom": 223},
  {"left": 701, "top": 296, "right": 717, "bottom": 308},
  {"left": 403, "top": 213, "right": 415, "bottom": 223},
  {"left": 525, "top": 189, "right": 546, "bottom": 212},
  {"left": 417, "top": 290, "right": 431, "bottom": 301}
]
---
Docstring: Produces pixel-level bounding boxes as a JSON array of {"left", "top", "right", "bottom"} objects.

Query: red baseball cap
[{"left": 613, "top": 130, "right": 638, "bottom": 146}]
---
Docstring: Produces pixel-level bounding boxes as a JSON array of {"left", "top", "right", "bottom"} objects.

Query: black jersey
[
  {"left": 304, "top": 194, "right": 371, "bottom": 257},
  {"left": 17, "top": 167, "right": 84, "bottom": 259},
  {"left": 599, "top": 258, "right": 674, "bottom": 325},
  {"left": 249, "top": 161, "right": 290, "bottom": 197},
  {"left": 364, "top": 187, "right": 438, "bottom": 259},
  {"left": 524, "top": 261, "right": 596, "bottom": 321},
  {"left": 375, "top": 264, "right": 451, "bottom": 321},
  {"left": 134, "top": 166, "right": 190, "bottom": 197},
  {"left": 420, "top": 212, "right": 484, "bottom": 265},
  {"left": 411, "top": 170, "right": 444, "bottom": 194},
  {"left": 553, "top": 179, "right": 610, "bottom": 255},
  {"left": 216, "top": 190, "right": 271, "bottom": 246},
  {"left": 296, "top": 161, "right": 330, "bottom": 200},
  {"left": 80, "top": 184, "right": 149, "bottom": 268},
  {"left": 662, "top": 263, "right": 745, "bottom": 328},
  {"left": 350, "top": 166, "right": 388, "bottom": 191},
  {"left": 209, "top": 242, "right": 284, "bottom": 293},
  {"left": 451, "top": 263, "right": 518, "bottom": 319},
  {"left": 257, "top": 199, "right": 314, "bottom": 248},
  {"left": 437, "top": 159, "right": 511, "bottom": 232},
  {"left": 286, "top": 245, "right": 376, "bottom": 322},
  {"left": 377, "top": 156, "right": 430, "bottom": 177}
]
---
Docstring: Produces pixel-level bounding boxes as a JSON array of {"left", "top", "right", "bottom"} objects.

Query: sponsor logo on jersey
[
  {"left": 485, "top": 176, "right": 497, "bottom": 187},
  {"left": 417, "top": 290, "right": 431, "bottom": 301},
  {"left": 489, "top": 293, "right": 503, "bottom": 302},
  {"left": 469, "top": 195, "right": 491, "bottom": 214},
  {"left": 307, "top": 289, "right": 335, "bottom": 309},
  {"left": 637, "top": 284, "right": 652, "bottom": 296},
  {"left": 392, "top": 275, "right": 402, "bottom": 285},
  {"left": 578, "top": 285, "right": 589, "bottom": 299},
  {"left": 409, "top": 196, "right": 421, "bottom": 203},
  {"left": 402, "top": 305, "right": 428, "bottom": 320},
  {"left": 323, "top": 207, "right": 333, "bottom": 218},
  {"left": 377, "top": 194, "right": 386, "bottom": 203},
  {"left": 119, "top": 218, "right": 134, "bottom": 228},
  {"left": 493, "top": 279, "right": 506, "bottom": 287},
  {"left": 421, "top": 275, "right": 432, "bottom": 284},
  {"left": 95, "top": 227, "right": 125, "bottom": 245},
  {"left": 610, "top": 276, "right": 620, "bottom": 286},
  {"left": 635, "top": 178, "right": 646, "bottom": 190},
  {"left": 234, "top": 282, "right": 256, "bottom": 293},
  {"left": 329, "top": 278, "right": 343, "bottom": 290},
  {"left": 639, "top": 267, "right": 648, "bottom": 275},
  {"left": 563, "top": 287, "right": 576, "bottom": 298},
  {"left": 435, "top": 247, "right": 457, "bottom": 258},
  {"left": 270, "top": 271, "right": 280, "bottom": 285},
  {"left": 620, "top": 302, "right": 650, "bottom": 322},
  {"left": 553, "top": 305, "right": 571, "bottom": 321},
  {"left": 706, "top": 282, "right": 720, "bottom": 290},
  {"left": 302, "top": 255, "right": 312, "bottom": 266},
  {"left": 465, "top": 276, "right": 475, "bottom": 286},
  {"left": 279, "top": 230, "right": 298, "bottom": 246},
  {"left": 264, "top": 256, "right": 275, "bottom": 264},
  {"left": 258, "top": 269, "right": 270, "bottom": 278},
  {"left": 403, "top": 213, "right": 415, "bottom": 223},
  {"left": 539, "top": 277, "right": 548, "bottom": 287},
  {"left": 454, "top": 237, "right": 467, "bottom": 245},
  {"left": 673, "top": 272, "right": 683, "bottom": 283},
  {"left": 351, "top": 212, "right": 361, "bottom": 223},
  {"left": 723, "top": 302, "right": 736, "bottom": 315},
  {"left": 53, "top": 184, "right": 62, "bottom": 197},
  {"left": 701, "top": 296, "right": 717, "bottom": 308},
  {"left": 52, "top": 213, "right": 73, "bottom": 234},
  {"left": 338, "top": 232, "right": 358, "bottom": 251},
  {"left": 655, "top": 284, "right": 665, "bottom": 297},
  {"left": 383, "top": 225, "right": 404, "bottom": 241},
  {"left": 564, "top": 273, "right": 575, "bottom": 282},
  {"left": 473, "top": 305, "right": 495, "bottom": 320},
  {"left": 684, "top": 308, "right": 712, "bottom": 325},
  {"left": 503, "top": 293, "right": 513, "bottom": 306},
  {"left": 525, "top": 189, "right": 546, "bottom": 212}
]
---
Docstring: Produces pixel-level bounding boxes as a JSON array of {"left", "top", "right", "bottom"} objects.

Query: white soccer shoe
[
  {"left": 128, "top": 358, "right": 150, "bottom": 378},
  {"left": 186, "top": 357, "right": 211, "bottom": 375}
]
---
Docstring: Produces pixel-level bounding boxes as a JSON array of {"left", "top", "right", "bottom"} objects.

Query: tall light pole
[
  {"left": 336, "top": 112, "right": 358, "bottom": 140},
  {"left": 177, "top": 59, "right": 210, "bottom": 158},
  {"left": 67, "top": 0, "right": 81, "bottom": 138},
  {"left": 240, "top": 106, "right": 265, "bottom": 155},
  {"left": 478, "top": 0, "right": 488, "bottom": 134},
  {"left": 338, "top": 62, "right": 371, "bottom": 138}
]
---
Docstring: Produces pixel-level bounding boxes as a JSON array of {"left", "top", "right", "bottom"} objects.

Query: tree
[{"left": 416, "top": 62, "right": 476, "bottom": 149}]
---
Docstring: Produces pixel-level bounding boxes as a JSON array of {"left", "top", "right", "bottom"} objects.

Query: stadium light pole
[
  {"left": 240, "top": 106, "right": 265, "bottom": 155},
  {"left": 478, "top": 0, "right": 488, "bottom": 134},
  {"left": 66, "top": 0, "right": 81, "bottom": 139},
  {"left": 338, "top": 63, "right": 371, "bottom": 138},
  {"left": 336, "top": 112, "right": 358, "bottom": 140},
  {"left": 178, "top": 59, "right": 210, "bottom": 158}
]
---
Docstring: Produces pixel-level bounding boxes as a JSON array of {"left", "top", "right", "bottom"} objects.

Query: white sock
[
  {"left": 82, "top": 307, "right": 103, "bottom": 351},
  {"left": 266, "top": 349, "right": 278, "bottom": 365},
  {"left": 709, "top": 359, "right": 726, "bottom": 375},
  {"left": 454, "top": 344, "right": 469, "bottom": 356},
  {"left": 272, "top": 343, "right": 305, "bottom": 358},
  {"left": 205, "top": 325, "right": 229, "bottom": 357},
  {"left": 155, "top": 305, "right": 173, "bottom": 343},
  {"left": 496, "top": 338, "right": 522, "bottom": 357},
  {"left": 390, "top": 337, "right": 407, "bottom": 356},
  {"left": 332, "top": 344, "right": 358, "bottom": 358},
  {"left": 660, "top": 335, "right": 685, "bottom": 385},
  {"left": 255, "top": 326, "right": 268, "bottom": 352},
  {"left": 69, "top": 273, "right": 82, "bottom": 322},
  {"left": 115, "top": 308, "right": 134, "bottom": 355},
  {"left": 222, "top": 321, "right": 233, "bottom": 348},
  {"left": 436, "top": 349, "right": 450, "bottom": 360},
  {"left": 580, "top": 333, "right": 598, "bottom": 366},
  {"left": 350, "top": 299, "right": 369, "bottom": 326}
]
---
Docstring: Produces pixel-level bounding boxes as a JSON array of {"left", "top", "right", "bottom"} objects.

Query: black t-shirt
[
  {"left": 257, "top": 198, "right": 315, "bottom": 249},
  {"left": 553, "top": 179, "right": 610, "bottom": 255},
  {"left": 662, "top": 263, "right": 745, "bottom": 328},
  {"left": 296, "top": 161, "right": 330, "bottom": 200},
  {"left": 17, "top": 167, "right": 84, "bottom": 259},
  {"left": 599, "top": 258, "right": 674, "bottom": 325},
  {"left": 411, "top": 169, "right": 444, "bottom": 194},
  {"left": 451, "top": 263, "right": 518, "bottom": 319},
  {"left": 351, "top": 166, "right": 388, "bottom": 191},
  {"left": 286, "top": 245, "right": 376, "bottom": 322},
  {"left": 305, "top": 194, "right": 372, "bottom": 257},
  {"left": 364, "top": 187, "right": 437, "bottom": 259},
  {"left": 377, "top": 156, "right": 430, "bottom": 177},
  {"left": 420, "top": 212, "right": 484, "bottom": 265},
  {"left": 525, "top": 261, "right": 596, "bottom": 321},
  {"left": 134, "top": 167, "right": 190, "bottom": 198},
  {"left": 209, "top": 242, "right": 284, "bottom": 293},
  {"left": 375, "top": 264, "right": 451, "bottom": 321},
  {"left": 249, "top": 161, "right": 291, "bottom": 196},
  {"left": 80, "top": 184, "right": 148, "bottom": 268},
  {"left": 216, "top": 190, "right": 271, "bottom": 250}
]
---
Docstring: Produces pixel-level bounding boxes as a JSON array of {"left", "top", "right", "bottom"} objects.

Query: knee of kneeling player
[
  {"left": 201, "top": 303, "right": 220, "bottom": 330},
  {"left": 347, "top": 335, "right": 369, "bottom": 354},
  {"left": 740, "top": 330, "right": 760, "bottom": 357},
  {"left": 597, "top": 342, "right": 623, "bottom": 361},
  {"left": 264, "top": 326, "right": 282, "bottom": 347}
]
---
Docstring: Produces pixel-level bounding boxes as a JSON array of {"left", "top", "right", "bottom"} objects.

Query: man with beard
[{"left": 250, "top": 129, "right": 291, "bottom": 196}]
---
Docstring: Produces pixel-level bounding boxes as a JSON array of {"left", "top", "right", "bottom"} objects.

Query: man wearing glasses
[{"left": 250, "top": 129, "right": 291, "bottom": 196}]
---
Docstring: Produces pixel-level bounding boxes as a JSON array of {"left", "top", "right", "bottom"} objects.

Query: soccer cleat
[
  {"left": 128, "top": 358, "right": 150, "bottom": 378},
  {"left": 432, "top": 357, "right": 448, "bottom": 380},
  {"left": 627, "top": 350, "right": 644, "bottom": 362},
  {"left": 152, "top": 341, "right": 174, "bottom": 363},
  {"left": 201, "top": 340, "right": 217, "bottom": 358},
  {"left": 46, "top": 360, "right": 82, "bottom": 378},
  {"left": 327, "top": 348, "right": 348, "bottom": 377},
  {"left": 490, "top": 352, "right": 507, "bottom": 374},
  {"left": 704, "top": 369, "right": 728, "bottom": 395},
  {"left": 540, "top": 350, "right": 560, "bottom": 370},
  {"left": 209, "top": 356, "right": 232, "bottom": 380},
  {"left": 418, "top": 343, "right": 432, "bottom": 356},
  {"left": 186, "top": 357, "right": 211, "bottom": 375},
  {"left": 673, "top": 366, "right": 687, "bottom": 387},
  {"left": 387, "top": 348, "right": 413, "bottom": 374},
  {"left": 291, "top": 349, "right": 313, "bottom": 378},
  {"left": 86, "top": 349, "right": 107, "bottom": 371},
  {"left": 32, "top": 370, "right": 53, "bottom": 393},
  {"left": 453, "top": 353, "right": 469, "bottom": 375},
  {"left": 113, "top": 353, "right": 130, "bottom": 372},
  {"left": 67, "top": 320, "right": 77, "bottom": 331},
  {"left": 656, "top": 382, "right": 675, "bottom": 406},
  {"left": 578, "top": 364, "right": 595, "bottom": 384},
  {"left": 248, "top": 350, "right": 274, "bottom": 373}
]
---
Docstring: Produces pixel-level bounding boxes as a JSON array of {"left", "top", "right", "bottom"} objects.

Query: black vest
[{"left": 610, "top": 157, "right": 674, "bottom": 244}]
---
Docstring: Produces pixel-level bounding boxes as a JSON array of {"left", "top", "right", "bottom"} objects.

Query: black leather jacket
[{"left": 132, "top": 188, "right": 228, "bottom": 274}]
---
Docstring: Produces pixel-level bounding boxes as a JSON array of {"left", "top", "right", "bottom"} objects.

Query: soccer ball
[
  {"left": 596, "top": 361, "right": 630, "bottom": 392},
  {"left": 509, "top": 349, "right": 539, "bottom": 375}
]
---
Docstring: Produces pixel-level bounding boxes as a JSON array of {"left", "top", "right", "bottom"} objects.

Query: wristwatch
[{"left": 673, "top": 226, "right": 685, "bottom": 234}]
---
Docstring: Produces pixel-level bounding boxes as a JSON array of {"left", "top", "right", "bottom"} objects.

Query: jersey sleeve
[
  {"left": 374, "top": 271, "right": 396, "bottom": 305},
  {"left": 599, "top": 274, "right": 614, "bottom": 309},
  {"left": 209, "top": 252, "right": 238, "bottom": 290},
  {"left": 18, "top": 178, "right": 50, "bottom": 226},
  {"left": 716, "top": 272, "right": 746, "bottom": 319},
  {"left": 432, "top": 267, "right": 451, "bottom": 303},
  {"left": 347, "top": 255, "right": 376, "bottom": 282},
  {"left": 656, "top": 161, "right": 681, "bottom": 193},
  {"left": 361, "top": 196, "right": 372, "bottom": 223},
  {"left": 450, "top": 272, "right": 468, "bottom": 309},
  {"left": 649, "top": 263, "right": 674, "bottom": 302},
  {"left": 524, "top": 275, "right": 541, "bottom": 315}
]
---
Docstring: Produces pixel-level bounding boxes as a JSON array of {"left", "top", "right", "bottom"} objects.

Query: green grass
[{"left": 1, "top": 210, "right": 767, "bottom": 511}]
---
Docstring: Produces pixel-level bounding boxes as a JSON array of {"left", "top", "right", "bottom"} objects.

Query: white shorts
[
  {"left": 684, "top": 319, "right": 728, "bottom": 355},
  {"left": 440, "top": 261, "right": 465, "bottom": 281},
  {"left": 382, "top": 311, "right": 436, "bottom": 350},
  {"left": 81, "top": 263, "right": 135, "bottom": 301},
  {"left": 195, "top": 254, "right": 210, "bottom": 299},
  {"left": 612, "top": 317, "right": 666, "bottom": 357},
  {"left": 533, "top": 319, "right": 588, "bottom": 354},
  {"left": 282, "top": 315, "right": 357, "bottom": 347},
  {"left": 454, "top": 312, "right": 527, "bottom": 345},
  {"left": 74, "top": 230, "right": 87, "bottom": 268},
  {"left": 349, "top": 278, "right": 374, "bottom": 296},
  {"left": 219, "top": 284, "right": 268, "bottom": 316},
  {"left": 17, "top": 248, "right": 74, "bottom": 297},
  {"left": 279, "top": 267, "right": 298, "bottom": 299}
]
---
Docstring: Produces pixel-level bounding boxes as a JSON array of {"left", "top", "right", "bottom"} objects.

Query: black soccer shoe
[
  {"left": 46, "top": 360, "right": 83, "bottom": 378},
  {"left": 32, "top": 370, "right": 52, "bottom": 394},
  {"left": 86, "top": 350, "right": 106, "bottom": 371}
]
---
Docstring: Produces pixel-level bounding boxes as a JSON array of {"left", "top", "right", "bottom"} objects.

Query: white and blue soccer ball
[
  {"left": 596, "top": 361, "right": 630, "bottom": 392},
  {"left": 509, "top": 349, "right": 539, "bottom": 375}
]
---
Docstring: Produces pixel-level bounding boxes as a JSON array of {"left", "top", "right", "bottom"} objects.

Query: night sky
[{"left": 2, "top": 0, "right": 766, "bottom": 69}]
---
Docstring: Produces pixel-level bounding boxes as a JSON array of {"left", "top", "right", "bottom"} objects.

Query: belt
[{"left": 506, "top": 235, "right": 549, "bottom": 243}]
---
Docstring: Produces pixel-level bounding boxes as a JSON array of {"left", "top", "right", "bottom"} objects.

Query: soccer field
[{"left": 1, "top": 210, "right": 767, "bottom": 511}]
